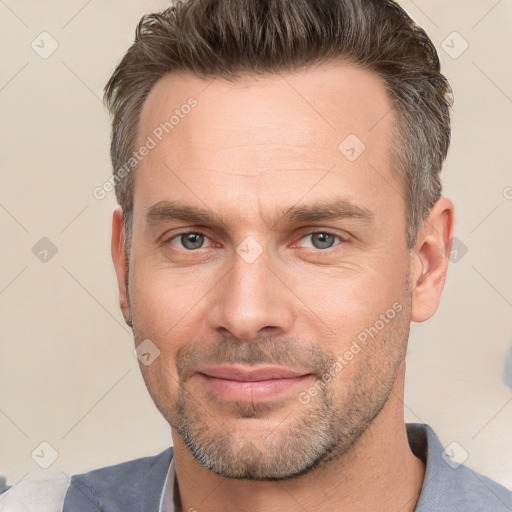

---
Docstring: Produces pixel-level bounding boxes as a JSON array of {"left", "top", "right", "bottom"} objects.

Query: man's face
[{"left": 124, "top": 63, "right": 414, "bottom": 480}]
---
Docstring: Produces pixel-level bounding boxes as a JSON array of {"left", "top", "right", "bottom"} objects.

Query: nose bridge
[{"left": 208, "top": 244, "right": 294, "bottom": 340}]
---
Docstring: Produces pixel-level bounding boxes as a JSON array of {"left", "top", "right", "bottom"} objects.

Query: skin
[{"left": 111, "top": 62, "right": 454, "bottom": 512}]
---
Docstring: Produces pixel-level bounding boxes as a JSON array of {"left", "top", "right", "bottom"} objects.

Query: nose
[{"left": 207, "top": 246, "right": 295, "bottom": 341}]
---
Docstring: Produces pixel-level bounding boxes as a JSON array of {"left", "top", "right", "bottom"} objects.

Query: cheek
[
  {"left": 286, "top": 253, "right": 409, "bottom": 343},
  {"left": 129, "top": 272, "right": 199, "bottom": 395},
  {"left": 306, "top": 280, "right": 410, "bottom": 396},
  {"left": 129, "top": 258, "right": 214, "bottom": 339}
]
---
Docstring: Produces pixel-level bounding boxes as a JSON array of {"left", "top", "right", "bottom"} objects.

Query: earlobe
[
  {"left": 111, "top": 207, "right": 132, "bottom": 327},
  {"left": 410, "top": 197, "right": 454, "bottom": 323}
]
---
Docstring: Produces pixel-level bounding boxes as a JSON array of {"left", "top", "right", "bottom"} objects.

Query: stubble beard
[
  {"left": 132, "top": 316, "right": 410, "bottom": 482},
  {"left": 126, "top": 262, "right": 413, "bottom": 481}
]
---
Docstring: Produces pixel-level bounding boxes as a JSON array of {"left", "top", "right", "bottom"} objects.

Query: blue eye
[
  {"left": 164, "top": 230, "right": 344, "bottom": 253},
  {"left": 301, "top": 232, "right": 341, "bottom": 249},
  {"left": 172, "top": 232, "right": 207, "bottom": 250}
]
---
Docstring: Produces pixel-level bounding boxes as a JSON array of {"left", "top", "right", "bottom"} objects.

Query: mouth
[{"left": 195, "top": 364, "right": 313, "bottom": 402}]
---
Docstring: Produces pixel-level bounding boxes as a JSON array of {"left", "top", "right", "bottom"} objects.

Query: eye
[
  {"left": 299, "top": 231, "right": 344, "bottom": 250},
  {"left": 163, "top": 230, "right": 345, "bottom": 252},
  {"left": 167, "top": 231, "right": 211, "bottom": 250}
]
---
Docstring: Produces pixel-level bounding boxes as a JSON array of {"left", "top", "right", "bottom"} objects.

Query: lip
[
  {"left": 196, "top": 365, "right": 312, "bottom": 402},
  {"left": 197, "top": 364, "right": 309, "bottom": 381}
]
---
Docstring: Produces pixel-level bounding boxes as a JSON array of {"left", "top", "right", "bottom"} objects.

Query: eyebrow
[{"left": 146, "top": 198, "right": 374, "bottom": 229}]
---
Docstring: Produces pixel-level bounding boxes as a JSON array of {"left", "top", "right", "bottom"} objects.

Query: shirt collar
[
  {"left": 158, "top": 424, "right": 511, "bottom": 512},
  {"left": 158, "top": 456, "right": 176, "bottom": 512}
]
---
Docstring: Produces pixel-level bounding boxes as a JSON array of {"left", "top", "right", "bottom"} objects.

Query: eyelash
[{"left": 163, "top": 229, "right": 348, "bottom": 251}]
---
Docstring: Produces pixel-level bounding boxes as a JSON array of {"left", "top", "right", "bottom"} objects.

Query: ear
[
  {"left": 410, "top": 197, "right": 455, "bottom": 323},
  {"left": 111, "top": 207, "right": 131, "bottom": 327}
]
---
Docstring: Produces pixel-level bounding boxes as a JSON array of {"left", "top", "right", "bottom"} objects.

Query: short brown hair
[{"left": 104, "top": 0, "right": 452, "bottom": 250}]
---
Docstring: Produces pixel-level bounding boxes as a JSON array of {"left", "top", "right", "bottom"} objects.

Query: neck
[{"left": 171, "top": 374, "right": 425, "bottom": 512}]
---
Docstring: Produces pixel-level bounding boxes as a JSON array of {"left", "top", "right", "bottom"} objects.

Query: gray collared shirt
[
  {"left": 157, "top": 423, "right": 512, "bottom": 512},
  {"left": 3, "top": 423, "right": 509, "bottom": 511}
]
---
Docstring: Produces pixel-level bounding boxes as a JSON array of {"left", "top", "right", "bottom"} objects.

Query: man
[{"left": 60, "top": 0, "right": 512, "bottom": 510}]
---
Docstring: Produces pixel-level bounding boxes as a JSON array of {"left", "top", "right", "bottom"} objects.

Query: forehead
[
  {"left": 138, "top": 62, "right": 394, "bottom": 146},
  {"left": 133, "top": 62, "right": 402, "bottom": 228}
]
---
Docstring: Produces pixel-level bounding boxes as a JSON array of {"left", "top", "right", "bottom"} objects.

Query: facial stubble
[
  {"left": 130, "top": 305, "right": 411, "bottom": 482},
  {"left": 124, "top": 234, "right": 413, "bottom": 481}
]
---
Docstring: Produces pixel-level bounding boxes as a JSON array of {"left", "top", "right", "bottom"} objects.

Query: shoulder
[
  {"left": 0, "top": 472, "right": 70, "bottom": 511},
  {"left": 0, "top": 474, "right": 7, "bottom": 494},
  {"left": 407, "top": 423, "right": 512, "bottom": 511},
  {"left": 0, "top": 474, "right": 10, "bottom": 499},
  {"left": 62, "top": 447, "right": 173, "bottom": 512},
  {"left": 448, "top": 464, "right": 512, "bottom": 509}
]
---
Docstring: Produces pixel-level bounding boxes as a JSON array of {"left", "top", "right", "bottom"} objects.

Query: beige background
[{"left": 1, "top": 0, "right": 511, "bottom": 491}]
